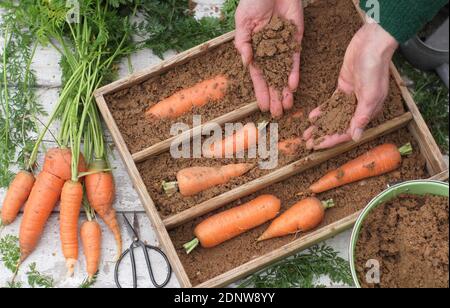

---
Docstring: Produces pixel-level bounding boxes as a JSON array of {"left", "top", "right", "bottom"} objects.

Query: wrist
[{"left": 362, "top": 23, "right": 399, "bottom": 59}]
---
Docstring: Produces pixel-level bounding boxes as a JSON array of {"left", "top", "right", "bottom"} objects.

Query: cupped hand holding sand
[
  {"left": 235, "top": 0, "right": 303, "bottom": 118},
  {"left": 304, "top": 23, "right": 399, "bottom": 150}
]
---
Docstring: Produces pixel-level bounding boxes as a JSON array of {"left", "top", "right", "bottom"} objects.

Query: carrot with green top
[
  {"left": 309, "top": 143, "right": 413, "bottom": 194},
  {"left": 146, "top": 75, "right": 228, "bottom": 119},
  {"left": 184, "top": 195, "right": 281, "bottom": 254},
  {"left": 258, "top": 197, "right": 334, "bottom": 241},
  {"left": 163, "top": 163, "right": 254, "bottom": 197}
]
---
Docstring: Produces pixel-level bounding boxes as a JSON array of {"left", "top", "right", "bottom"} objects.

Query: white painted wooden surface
[{"left": 0, "top": 0, "right": 353, "bottom": 288}]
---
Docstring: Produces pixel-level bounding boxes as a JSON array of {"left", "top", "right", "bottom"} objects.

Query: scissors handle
[{"left": 114, "top": 242, "right": 172, "bottom": 289}]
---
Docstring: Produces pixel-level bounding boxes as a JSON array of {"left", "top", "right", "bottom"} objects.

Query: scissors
[{"left": 114, "top": 213, "right": 172, "bottom": 288}]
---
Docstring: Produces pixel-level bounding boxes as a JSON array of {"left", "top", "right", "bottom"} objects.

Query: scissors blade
[
  {"left": 122, "top": 213, "right": 139, "bottom": 240},
  {"left": 132, "top": 212, "right": 140, "bottom": 239}
]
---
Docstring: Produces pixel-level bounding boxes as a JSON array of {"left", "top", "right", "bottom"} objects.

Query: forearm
[{"left": 360, "top": 0, "right": 448, "bottom": 43}]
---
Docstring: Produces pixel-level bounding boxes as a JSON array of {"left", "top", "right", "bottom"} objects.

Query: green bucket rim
[{"left": 349, "top": 179, "right": 449, "bottom": 288}]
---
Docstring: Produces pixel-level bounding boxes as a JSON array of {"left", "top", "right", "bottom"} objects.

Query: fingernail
[{"left": 352, "top": 128, "right": 364, "bottom": 142}]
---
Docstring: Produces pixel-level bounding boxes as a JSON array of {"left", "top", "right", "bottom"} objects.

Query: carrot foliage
[
  {"left": 239, "top": 244, "right": 354, "bottom": 288},
  {"left": 0, "top": 8, "right": 44, "bottom": 187},
  {"left": 137, "top": 0, "right": 238, "bottom": 59}
]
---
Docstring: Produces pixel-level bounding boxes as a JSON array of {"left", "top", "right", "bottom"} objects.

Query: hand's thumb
[{"left": 349, "top": 104, "right": 372, "bottom": 142}]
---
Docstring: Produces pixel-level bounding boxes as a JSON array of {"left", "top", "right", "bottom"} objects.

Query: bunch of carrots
[
  {"left": 180, "top": 142, "right": 413, "bottom": 253},
  {"left": 0, "top": 1, "right": 132, "bottom": 282}
]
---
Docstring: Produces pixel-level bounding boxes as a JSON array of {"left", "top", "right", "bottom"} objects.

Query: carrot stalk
[
  {"left": 162, "top": 181, "right": 179, "bottom": 197},
  {"left": 163, "top": 163, "right": 254, "bottom": 197},
  {"left": 183, "top": 238, "right": 200, "bottom": 255},
  {"left": 309, "top": 143, "right": 413, "bottom": 194},
  {"left": 258, "top": 198, "right": 334, "bottom": 241},
  {"left": 398, "top": 142, "right": 413, "bottom": 156},
  {"left": 1, "top": 171, "right": 35, "bottom": 227},
  {"left": 146, "top": 75, "right": 228, "bottom": 119},
  {"left": 184, "top": 195, "right": 281, "bottom": 254}
]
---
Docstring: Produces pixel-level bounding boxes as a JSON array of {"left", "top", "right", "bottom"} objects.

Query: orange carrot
[
  {"left": 146, "top": 75, "right": 228, "bottom": 119},
  {"left": 80, "top": 220, "right": 102, "bottom": 281},
  {"left": 19, "top": 171, "right": 65, "bottom": 261},
  {"left": 59, "top": 181, "right": 83, "bottom": 276},
  {"left": 278, "top": 137, "right": 302, "bottom": 156},
  {"left": 163, "top": 163, "right": 254, "bottom": 197},
  {"left": 43, "top": 148, "right": 87, "bottom": 181},
  {"left": 309, "top": 143, "right": 413, "bottom": 194},
  {"left": 85, "top": 159, "right": 121, "bottom": 259},
  {"left": 0, "top": 171, "right": 35, "bottom": 227},
  {"left": 184, "top": 195, "right": 281, "bottom": 253},
  {"left": 258, "top": 197, "right": 334, "bottom": 241},
  {"left": 204, "top": 122, "right": 266, "bottom": 158}
]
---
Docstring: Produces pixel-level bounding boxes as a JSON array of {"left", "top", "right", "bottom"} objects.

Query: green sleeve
[{"left": 360, "top": 0, "right": 448, "bottom": 43}]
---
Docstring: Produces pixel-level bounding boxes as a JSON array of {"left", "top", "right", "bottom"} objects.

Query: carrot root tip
[
  {"left": 322, "top": 199, "right": 335, "bottom": 209},
  {"left": 162, "top": 181, "right": 179, "bottom": 196},
  {"left": 66, "top": 259, "right": 77, "bottom": 277},
  {"left": 183, "top": 238, "right": 199, "bottom": 254},
  {"left": 398, "top": 142, "right": 413, "bottom": 156}
]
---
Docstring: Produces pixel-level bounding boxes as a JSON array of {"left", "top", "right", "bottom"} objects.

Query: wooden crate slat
[
  {"left": 163, "top": 112, "right": 413, "bottom": 230},
  {"left": 430, "top": 170, "right": 449, "bottom": 181},
  {"left": 389, "top": 63, "right": 447, "bottom": 175}
]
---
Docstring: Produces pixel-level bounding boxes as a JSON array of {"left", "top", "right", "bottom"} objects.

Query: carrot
[
  {"left": 85, "top": 159, "right": 121, "bottom": 259},
  {"left": 163, "top": 163, "right": 254, "bottom": 197},
  {"left": 59, "top": 181, "right": 83, "bottom": 276},
  {"left": 258, "top": 198, "right": 334, "bottom": 241},
  {"left": 204, "top": 122, "right": 267, "bottom": 158},
  {"left": 80, "top": 220, "right": 102, "bottom": 281},
  {"left": 146, "top": 75, "right": 228, "bottom": 119},
  {"left": 309, "top": 143, "right": 413, "bottom": 194},
  {"left": 43, "top": 148, "right": 87, "bottom": 181},
  {"left": 19, "top": 171, "right": 65, "bottom": 261},
  {"left": 278, "top": 137, "right": 302, "bottom": 156},
  {"left": 184, "top": 195, "right": 281, "bottom": 253},
  {"left": 0, "top": 171, "right": 35, "bottom": 227}
]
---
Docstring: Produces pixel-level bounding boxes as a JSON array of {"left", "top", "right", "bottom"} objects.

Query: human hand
[
  {"left": 235, "top": 0, "right": 304, "bottom": 117},
  {"left": 303, "top": 22, "right": 399, "bottom": 150}
]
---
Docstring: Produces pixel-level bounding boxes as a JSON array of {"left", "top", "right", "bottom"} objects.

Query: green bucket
[{"left": 349, "top": 180, "right": 449, "bottom": 288}]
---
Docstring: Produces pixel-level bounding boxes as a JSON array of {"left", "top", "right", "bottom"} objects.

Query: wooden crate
[{"left": 94, "top": 0, "right": 448, "bottom": 288}]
